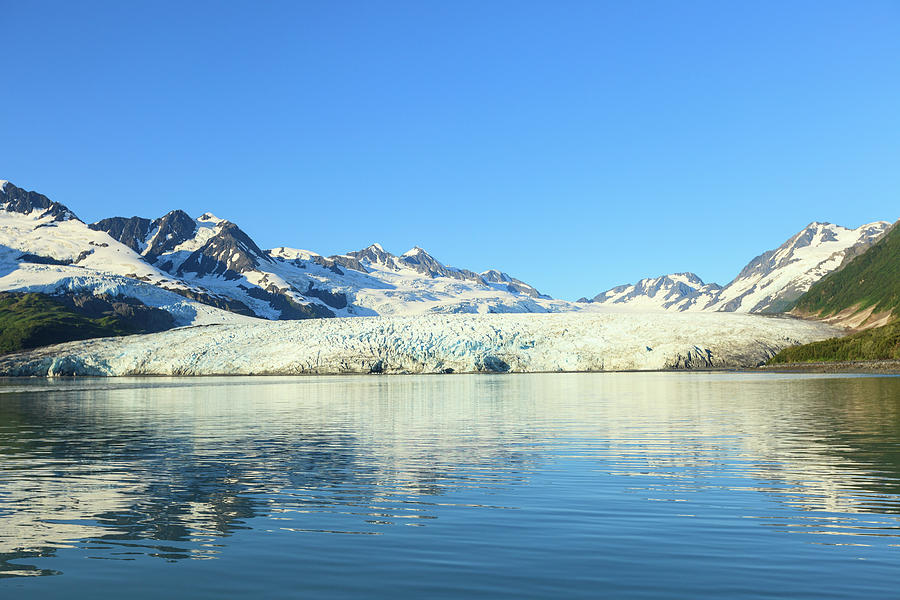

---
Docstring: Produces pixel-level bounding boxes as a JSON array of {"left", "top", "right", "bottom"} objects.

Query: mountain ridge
[
  {"left": 1, "top": 180, "right": 561, "bottom": 323},
  {"left": 1, "top": 179, "right": 894, "bottom": 333},
  {"left": 582, "top": 221, "right": 892, "bottom": 314},
  {"left": 788, "top": 220, "right": 900, "bottom": 329}
]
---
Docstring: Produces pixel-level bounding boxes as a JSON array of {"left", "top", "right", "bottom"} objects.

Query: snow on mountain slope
[
  {"left": 90, "top": 198, "right": 566, "bottom": 319},
  {"left": 579, "top": 273, "right": 722, "bottom": 312},
  {"left": 582, "top": 221, "right": 891, "bottom": 314},
  {"left": 269, "top": 243, "right": 565, "bottom": 316},
  {"left": 0, "top": 312, "right": 839, "bottom": 376},
  {"left": 0, "top": 181, "right": 255, "bottom": 326},
  {"left": 6, "top": 180, "right": 891, "bottom": 322},
  {"left": 90, "top": 208, "right": 336, "bottom": 319},
  {"left": 706, "top": 221, "right": 890, "bottom": 313}
]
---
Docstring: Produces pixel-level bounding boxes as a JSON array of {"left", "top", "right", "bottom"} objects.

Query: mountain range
[
  {"left": 0, "top": 179, "right": 894, "bottom": 333},
  {"left": 579, "top": 221, "right": 891, "bottom": 314},
  {"left": 0, "top": 180, "right": 567, "bottom": 326}
]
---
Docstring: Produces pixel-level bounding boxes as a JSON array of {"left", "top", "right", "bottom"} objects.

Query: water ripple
[{"left": 1, "top": 373, "right": 900, "bottom": 599}]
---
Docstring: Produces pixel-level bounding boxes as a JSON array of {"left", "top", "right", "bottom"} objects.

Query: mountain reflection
[
  {"left": 0, "top": 377, "right": 539, "bottom": 577},
  {"left": 1, "top": 373, "right": 900, "bottom": 578}
]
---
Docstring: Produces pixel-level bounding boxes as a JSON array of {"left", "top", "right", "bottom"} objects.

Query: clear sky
[{"left": 2, "top": 1, "right": 898, "bottom": 299}]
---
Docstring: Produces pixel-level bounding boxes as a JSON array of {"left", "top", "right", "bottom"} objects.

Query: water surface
[{"left": 2, "top": 373, "right": 900, "bottom": 598}]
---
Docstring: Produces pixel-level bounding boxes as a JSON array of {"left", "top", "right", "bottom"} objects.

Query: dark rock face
[
  {"left": 303, "top": 284, "right": 348, "bottom": 309},
  {"left": 481, "top": 269, "right": 514, "bottom": 284},
  {"left": 399, "top": 247, "right": 483, "bottom": 282},
  {"left": 17, "top": 253, "right": 72, "bottom": 266},
  {"left": 346, "top": 244, "right": 396, "bottom": 268},
  {"left": 178, "top": 221, "right": 272, "bottom": 279},
  {"left": 145, "top": 210, "right": 198, "bottom": 260},
  {"left": 89, "top": 216, "right": 152, "bottom": 252},
  {"left": 505, "top": 281, "right": 539, "bottom": 297},
  {"left": 243, "top": 286, "right": 334, "bottom": 319},
  {"left": 0, "top": 182, "right": 77, "bottom": 221},
  {"left": 165, "top": 288, "right": 256, "bottom": 317},
  {"left": 482, "top": 269, "right": 543, "bottom": 298},
  {"left": 57, "top": 293, "right": 175, "bottom": 332},
  {"left": 667, "top": 346, "right": 715, "bottom": 369},
  {"left": 92, "top": 210, "right": 198, "bottom": 260},
  {"left": 477, "top": 355, "right": 511, "bottom": 373},
  {"left": 327, "top": 254, "right": 366, "bottom": 273}
]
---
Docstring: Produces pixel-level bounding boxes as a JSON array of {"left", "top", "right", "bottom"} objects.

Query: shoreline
[
  {"left": 0, "top": 363, "right": 898, "bottom": 379},
  {"left": 759, "top": 360, "right": 900, "bottom": 374}
]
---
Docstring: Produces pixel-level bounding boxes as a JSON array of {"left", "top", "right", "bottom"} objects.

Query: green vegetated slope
[
  {"left": 793, "top": 221, "right": 900, "bottom": 319},
  {"left": 0, "top": 292, "right": 173, "bottom": 354},
  {"left": 768, "top": 319, "right": 900, "bottom": 363},
  {"left": 769, "top": 221, "right": 900, "bottom": 364}
]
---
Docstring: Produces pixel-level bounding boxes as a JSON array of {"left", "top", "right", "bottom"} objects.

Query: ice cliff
[{"left": 0, "top": 312, "right": 839, "bottom": 377}]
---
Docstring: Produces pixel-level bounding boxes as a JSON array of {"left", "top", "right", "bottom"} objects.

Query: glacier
[{"left": 0, "top": 312, "right": 839, "bottom": 377}]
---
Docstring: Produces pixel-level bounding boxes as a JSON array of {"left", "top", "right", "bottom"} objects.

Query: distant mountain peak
[
  {"left": 0, "top": 180, "right": 567, "bottom": 321},
  {"left": 583, "top": 220, "right": 892, "bottom": 314},
  {"left": 198, "top": 212, "right": 224, "bottom": 224},
  {"left": 584, "top": 271, "right": 720, "bottom": 311},
  {"left": 402, "top": 245, "right": 427, "bottom": 256},
  {"left": 0, "top": 180, "right": 78, "bottom": 222},
  {"left": 144, "top": 210, "right": 198, "bottom": 260},
  {"left": 349, "top": 243, "right": 396, "bottom": 268},
  {"left": 481, "top": 269, "right": 511, "bottom": 282}
]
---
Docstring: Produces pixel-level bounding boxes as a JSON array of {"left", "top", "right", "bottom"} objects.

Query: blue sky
[{"left": 2, "top": 1, "right": 898, "bottom": 299}]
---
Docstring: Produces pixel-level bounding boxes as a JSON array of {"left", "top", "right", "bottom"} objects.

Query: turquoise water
[{"left": 1, "top": 373, "right": 900, "bottom": 598}]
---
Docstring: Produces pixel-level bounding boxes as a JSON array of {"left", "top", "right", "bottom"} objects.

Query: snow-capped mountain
[
  {"left": 0, "top": 180, "right": 249, "bottom": 326},
  {"left": 581, "top": 221, "right": 892, "bottom": 313},
  {"left": 579, "top": 273, "right": 722, "bottom": 312},
  {"left": 3, "top": 179, "right": 892, "bottom": 325},
  {"left": 1, "top": 180, "right": 565, "bottom": 322},
  {"left": 708, "top": 221, "right": 890, "bottom": 313},
  {"left": 92, "top": 207, "right": 567, "bottom": 318}
]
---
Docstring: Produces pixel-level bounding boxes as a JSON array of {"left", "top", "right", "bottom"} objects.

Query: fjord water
[{"left": 2, "top": 374, "right": 900, "bottom": 598}]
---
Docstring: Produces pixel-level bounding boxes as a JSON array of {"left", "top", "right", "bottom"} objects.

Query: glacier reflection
[{"left": 1, "top": 373, "right": 900, "bottom": 578}]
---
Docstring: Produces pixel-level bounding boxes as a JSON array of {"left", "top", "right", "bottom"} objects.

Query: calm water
[{"left": 2, "top": 373, "right": 900, "bottom": 598}]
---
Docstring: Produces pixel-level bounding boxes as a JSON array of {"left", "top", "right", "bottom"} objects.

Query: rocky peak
[
  {"left": 177, "top": 220, "right": 272, "bottom": 280},
  {"left": 0, "top": 181, "right": 78, "bottom": 222},
  {"left": 402, "top": 245, "right": 426, "bottom": 256},
  {"left": 732, "top": 221, "right": 889, "bottom": 283},
  {"left": 398, "top": 246, "right": 446, "bottom": 277},
  {"left": 586, "top": 272, "right": 720, "bottom": 309},
  {"left": 89, "top": 216, "right": 153, "bottom": 252},
  {"left": 198, "top": 212, "right": 225, "bottom": 224},
  {"left": 145, "top": 210, "right": 198, "bottom": 260},
  {"left": 481, "top": 269, "right": 512, "bottom": 283},
  {"left": 481, "top": 269, "right": 544, "bottom": 298},
  {"left": 347, "top": 243, "right": 397, "bottom": 268}
]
